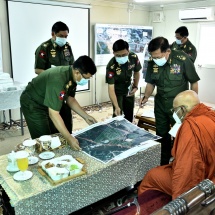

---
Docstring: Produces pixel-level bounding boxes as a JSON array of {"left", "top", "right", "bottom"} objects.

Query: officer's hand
[
  {"left": 127, "top": 88, "right": 138, "bottom": 97},
  {"left": 85, "top": 115, "right": 97, "bottom": 125},
  {"left": 114, "top": 107, "right": 121, "bottom": 116},
  {"left": 139, "top": 96, "right": 148, "bottom": 107},
  {"left": 68, "top": 137, "right": 81, "bottom": 151}
]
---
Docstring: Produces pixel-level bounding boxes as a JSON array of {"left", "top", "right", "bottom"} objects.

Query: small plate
[
  {"left": 28, "top": 156, "right": 39, "bottom": 165},
  {"left": 13, "top": 170, "right": 33, "bottom": 181},
  {"left": 39, "top": 152, "right": 55, "bottom": 160},
  {"left": 6, "top": 165, "right": 19, "bottom": 172}
]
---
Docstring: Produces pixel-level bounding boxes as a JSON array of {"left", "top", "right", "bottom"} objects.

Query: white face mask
[
  {"left": 115, "top": 56, "right": 128, "bottom": 65},
  {"left": 153, "top": 56, "right": 167, "bottom": 66},
  {"left": 169, "top": 123, "right": 182, "bottom": 137},
  {"left": 175, "top": 38, "right": 182, "bottom": 45},
  {"left": 55, "top": 37, "right": 67, "bottom": 47},
  {"left": 173, "top": 112, "right": 182, "bottom": 124}
]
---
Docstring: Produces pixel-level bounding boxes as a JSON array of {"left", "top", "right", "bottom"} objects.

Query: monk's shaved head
[{"left": 173, "top": 90, "right": 200, "bottom": 112}]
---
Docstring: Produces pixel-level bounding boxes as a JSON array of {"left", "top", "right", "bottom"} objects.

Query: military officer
[
  {"left": 171, "top": 26, "right": 197, "bottom": 63},
  {"left": 140, "top": 36, "right": 200, "bottom": 165},
  {"left": 21, "top": 56, "right": 97, "bottom": 150},
  {"left": 106, "top": 39, "right": 142, "bottom": 122},
  {"left": 34, "top": 21, "right": 75, "bottom": 134}
]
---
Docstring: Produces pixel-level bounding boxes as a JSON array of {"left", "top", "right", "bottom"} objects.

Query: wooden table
[{"left": 135, "top": 115, "right": 156, "bottom": 132}]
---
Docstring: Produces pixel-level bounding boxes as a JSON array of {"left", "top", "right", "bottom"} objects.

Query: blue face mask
[
  {"left": 175, "top": 38, "right": 182, "bottom": 45},
  {"left": 76, "top": 78, "right": 88, "bottom": 86},
  {"left": 153, "top": 57, "right": 167, "bottom": 66},
  {"left": 115, "top": 56, "right": 128, "bottom": 65},
  {"left": 55, "top": 37, "right": 67, "bottom": 47}
]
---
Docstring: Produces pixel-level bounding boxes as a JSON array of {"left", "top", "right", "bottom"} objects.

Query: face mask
[
  {"left": 76, "top": 78, "right": 88, "bottom": 86},
  {"left": 169, "top": 123, "right": 182, "bottom": 138},
  {"left": 115, "top": 56, "right": 128, "bottom": 65},
  {"left": 55, "top": 37, "right": 67, "bottom": 47},
  {"left": 175, "top": 38, "right": 182, "bottom": 45},
  {"left": 153, "top": 57, "right": 167, "bottom": 66},
  {"left": 173, "top": 112, "right": 182, "bottom": 124}
]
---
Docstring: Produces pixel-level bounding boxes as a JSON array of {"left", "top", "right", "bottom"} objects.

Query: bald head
[{"left": 173, "top": 90, "right": 200, "bottom": 112}]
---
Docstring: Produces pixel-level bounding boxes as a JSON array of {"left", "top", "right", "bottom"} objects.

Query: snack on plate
[
  {"left": 45, "top": 162, "right": 55, "bottom": 169},
  {"left": 70, "top": 164, "right": 79, "bottom": 171},
  {"left": 56, "top": 163, "right": 68, "bottom": 168},
  {"left": 61, "top": 159, "right": 71, "bottom": 162}
]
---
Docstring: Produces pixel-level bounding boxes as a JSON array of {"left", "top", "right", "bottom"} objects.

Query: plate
[
  {"left": 6, "top": 165, "right": 19, "bottom": 172},
  {"left": 13, "top": 170, "right": 33, "bottom": 181},
  {"left": 39, "top": 152, "right": 55, "bottom": 160},
  {"left": 28, "top": 156, "right": 39, "bottom": 165}
]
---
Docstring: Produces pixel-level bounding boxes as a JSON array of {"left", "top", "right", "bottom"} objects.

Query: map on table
[{"left": 74, "top": 116, "right": 160, "bottom": 163}]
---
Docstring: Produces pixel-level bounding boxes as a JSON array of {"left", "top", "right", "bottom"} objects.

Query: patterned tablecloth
[{"left": 0, "top": 140, "right": 161, "bottom": 215}]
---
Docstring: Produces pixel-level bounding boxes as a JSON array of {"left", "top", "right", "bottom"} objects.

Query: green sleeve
[{"left": 34, "top": 45, "right": 49, "bottom": 70}]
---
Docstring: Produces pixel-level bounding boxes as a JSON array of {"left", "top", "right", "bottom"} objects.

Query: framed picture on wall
[{"left": 94, "top": 23, "right": 153, "bottom": 67}]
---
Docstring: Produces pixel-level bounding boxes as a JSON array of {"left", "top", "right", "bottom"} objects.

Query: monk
[{"left": 138, "top": 90, "right": 215, "bottom": 199}]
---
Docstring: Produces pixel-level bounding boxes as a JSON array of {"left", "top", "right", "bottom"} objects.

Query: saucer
[
  {"left": 28, "top": 156, "right": 39, "bottom": 165},
  {"left": 39, "top": 152, "right": 55, "bottom": 160},
  {"left": 13, "top": 170, "right": 33, "bottom": 181},
  {"left": 6, "top": 165, "right": 19, "bottom": 172}
]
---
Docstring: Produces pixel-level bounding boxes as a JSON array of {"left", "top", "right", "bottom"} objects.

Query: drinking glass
[
  {"left": 13, "top": 150, "right": 33, "bottom": 181},
  {"left": 23, "top": 139, "right": 38, "bottom": 164},
  {"left": 39, "top": 135, "right": 52, "bottom": 151}
]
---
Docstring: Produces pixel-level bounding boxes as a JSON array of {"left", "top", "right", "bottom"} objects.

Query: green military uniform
[
  {"left": 35, "top": 39, "right": 74, "bottom": 133},
  {"left": 171, "top": 39, "right": 197, "bottom": 63},
  {"left": 106, "top": 52, "right": 142, "bottom": 122},
  {"left": 145, "top": 50, "right": 200, "bottom": 165},
  {"left": 20, "top": 66, "right": 77, "bottom": 139}
]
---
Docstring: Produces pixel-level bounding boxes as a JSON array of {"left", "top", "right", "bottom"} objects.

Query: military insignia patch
[
  {"left": 39, "top": 50, "right": 46, "bottom": 58},
  {"left": 108, "top": 72, "right": 114, "bottom": 78},
  {"left": 153, "top": 65, "right": 158, "bottom": 73},
  {"left": 50, "top": 49, "right": 56, "bottom": 58},
  {"left": 170, "top": 64, "right": 181, "bottom": 74},
  {"left": 64, "top": 49, "right": 70, "bottom": 57},
  {"left": 128, "top": 64, "right": 135, "bottom": 70},
  {"left": 59, "top": 91, "right": 65, "bottom": 100},
  {"left": 116, "top": 68, "right": 121, "bottom": 75}
]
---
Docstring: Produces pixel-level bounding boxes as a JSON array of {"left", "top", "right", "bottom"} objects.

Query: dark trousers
[
  {"left": 20, "top": 92, "right": 72, "bottom": 139},
  {"left": 154, "top": 95, "right": 175, "bottom": 166},
  {"left": 112, "top": 94, "right": 135, "bottom": 123}
]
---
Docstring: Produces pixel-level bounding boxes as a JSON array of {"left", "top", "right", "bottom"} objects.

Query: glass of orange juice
[{"left": 13, "top": 151, "right": 33, "bottom": 181}]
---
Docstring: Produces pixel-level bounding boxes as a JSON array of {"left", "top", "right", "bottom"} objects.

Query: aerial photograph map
[{"left": 75, "top": 117, "right": 160, "bottom": 163}]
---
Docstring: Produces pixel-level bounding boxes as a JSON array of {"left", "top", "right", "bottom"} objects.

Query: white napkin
[{"left": 51, "top": 136, "right": 61, "bottom": 149}]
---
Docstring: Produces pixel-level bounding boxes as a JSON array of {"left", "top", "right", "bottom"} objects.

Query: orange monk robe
[{"left": 138, "top": 103, "right": 215, "bottom": 199}]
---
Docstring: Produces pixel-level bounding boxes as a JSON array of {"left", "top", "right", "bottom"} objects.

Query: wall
[
  {"left": 0, "top": 0, "right": 149, "bottom": 121},
  {"left": 1, "top": 0, "right": 215, "bottom": 121}
]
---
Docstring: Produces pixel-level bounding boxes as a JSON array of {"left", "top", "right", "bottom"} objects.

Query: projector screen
[{"left": 7, "top": 0, "right": 90, "bottom": 91}]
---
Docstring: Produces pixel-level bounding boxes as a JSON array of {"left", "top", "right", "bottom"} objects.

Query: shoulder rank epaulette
[
  {"left": 131, "top": 54, "right": 137, "bottom": 58},
  {"left": 176, "top": 55, "right": 186, "bottom": 61},
  {"left": 43, "top": 43, "right": 49, "bottom": 47}
]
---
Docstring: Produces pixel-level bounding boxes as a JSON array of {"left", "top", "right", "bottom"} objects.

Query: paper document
[{"left": 141, "top": 109, "right": 155, "bottom": 118}]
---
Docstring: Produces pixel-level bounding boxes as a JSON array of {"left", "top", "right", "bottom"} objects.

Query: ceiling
[{"left": 103, "top": 0, "right": 207, "bottom": 7}]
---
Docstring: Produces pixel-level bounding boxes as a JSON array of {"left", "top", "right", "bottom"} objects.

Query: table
[
  {"left": 0, "top": 139, "right": 161, "bottom": 215},
  {"left": 135, "top": 114, "right": 156, "bottom": 132},
  {"left": 0, "top": 85, "right": 24, "bottom": 135}
]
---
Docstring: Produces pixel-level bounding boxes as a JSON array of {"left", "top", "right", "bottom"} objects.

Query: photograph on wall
[
  {"left": 74, "top": 117, "right": 160, "bottom": 163},
  {"left": 95, "top": 23, "right": 153, "bottom": 68}
]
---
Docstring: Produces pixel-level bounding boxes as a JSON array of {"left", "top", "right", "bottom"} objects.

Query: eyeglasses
[{"left": 170, "top": 105, "right": 187, "bottom": 114}]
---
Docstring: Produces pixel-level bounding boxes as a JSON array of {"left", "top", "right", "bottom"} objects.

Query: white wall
[
  {"left": 0, "top": 0, "right": 149, "bottom": 121},
  {"left": 1, "top": 0, "right": 215, "bottom": 121}
]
